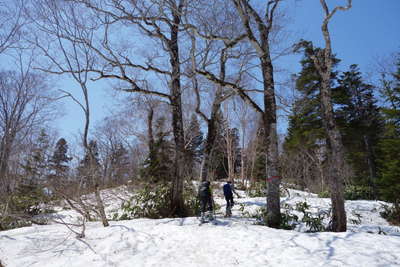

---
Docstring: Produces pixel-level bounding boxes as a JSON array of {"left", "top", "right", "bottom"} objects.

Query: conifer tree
[
  {"left": 109, "top": 143, "right": 130, "bottom": 185},
  {"left": 335, "top": 64, "right": 382, "bottom": 196},
  {"left": 141, "top": 117, "right": 174, "bottom": 183},
  {"left": 185, "top": 114, "right": 203, "bottom": 178},
  {"left": 49, "top": 138, "right": 72, "bottom": 179},
  {"left": 377, "top": 56, "right": 400, "bottom": 204},
  {"left": 78, "top": 140, "right": 101, "bottom": 189},
  {"left": 284, "top": 45, "right": 339, "bottom": 190},
  {"left": 23, "top": 129, "right": 51, "bottom": 186}
]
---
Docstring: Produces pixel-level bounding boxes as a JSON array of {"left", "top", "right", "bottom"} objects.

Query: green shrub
[
  {"left": 239, "top": 202, "right": 299, "bottom": 230},
  {"left": 295, "top": 201, "right": 328, "bottom": 232},
  {"left": 380, "top": 203, "right": 400, "bottom": 225},
  {"left": 0, "top": 213, "right": 32, "bottom": 231},
  {"left": 318, "top": 190, "right": 330, "bottom": 198},
  {"left": 344, "top": 185, "right": 374, "bottom": 200},
  {"left": 0, "top": 184, "right": 51, "bottom": 231},
  {"left": 349, "top": 211, "right": 362, "bottom": 225},
  {"left": 235, "top": 199, "right": 331, "bottom": 232},
  {"left": 279, "top": 203, "right": 299, "bottom": 230},
  {"left": 118, "top": 183, "right": 171, "bottom": 219},
  {"left": 116, "top": 182, "right": 205, "bottom": 220},
  {"left": 248, "top": 182, "right": 266, "bottom": 197}
]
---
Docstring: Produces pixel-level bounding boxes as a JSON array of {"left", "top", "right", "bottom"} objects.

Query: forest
[{"left": 0, "top": 0, "right": 399, "bottom": 241}]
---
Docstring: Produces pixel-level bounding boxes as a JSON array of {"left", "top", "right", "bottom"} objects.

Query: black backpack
[{"left": 198, "top": 182, "right": 210, "bottom": 199}]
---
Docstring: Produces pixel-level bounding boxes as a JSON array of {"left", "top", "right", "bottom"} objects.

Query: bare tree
[
  {"left": 0, "top": 0, "right": 25, "bottom": 54},
  {"left": 192, "top": 0, "right": 286, "bottom": 228},
  {"left": 189, "top": 35, "right": 244, "bottom": 181},
  {"left": 30, "top": 0, "right": 109, "bottom": 226},
  {"left": 0, "top": 62, "right": 56, "bottom": 194},
  {"left": 295, "top": 0, "right": 352, "bottom": 232},
  {"left": 40, "top": 0, "right": 192, "bottom": 216}
]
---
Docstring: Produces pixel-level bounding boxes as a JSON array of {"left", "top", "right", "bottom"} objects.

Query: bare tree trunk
[
  {"left": 320, "top": 80, "right": 347, "bottom": 231},
  {"left": 296, "top": 0, "right": 352, "bottom": 232},
  {"left": 0, "top": 136, "right": 14, "bottom": 194},
  {"left": 169, "top": 6, "right": 186, "bottom": 216},
  {"left": 318, "top": 0, "right": 352, "bottom": 232},
  {"left": 94, "top": 185, "right": 108, "bottom": 226},
  {"left": 148, "top": 107, "right": 155, "bottom": 155},
  {"left": 201, "top": 114, "right": 218, "bottom": 181},
  {"left": 363, "top": 135, "right": 377, "bottom": 198},
  {"left": 195, "top": 45, "right": 232, "bottom": 182},
  {"left": 262, "top": 59, "right": 281, "bottom": 227}
]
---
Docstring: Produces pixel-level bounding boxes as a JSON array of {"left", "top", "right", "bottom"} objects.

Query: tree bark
[
  {"left": 363, "top": 135, "right": 377, "bottom": 198},
  {"left": 201, "top": 109, "right": 219, "bottom": 181},
  {"left": 169, "top": 5, "right": 186, "bottom": 216},
  {"left": 320, "top": 78, "right": 347, "bottom": 231},
  {"left": 261, "top": 58, "right": 281, "bottom": 228},
  {"left": 305, "top": 0, "right": 352, "bottom": 232}
]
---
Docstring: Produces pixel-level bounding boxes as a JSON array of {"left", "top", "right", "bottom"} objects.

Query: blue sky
[
  {"left": 48, "top": 0, "right": 400, "bottom": 141},
  {"left": 273, "top": 0, "right": 400, "bottom": 134},
  {"left": 286, "top": 0, "right": 399, "bottom": 73},
  {"left": 1, "top": 0, "right": 399, "bottom": 142}
]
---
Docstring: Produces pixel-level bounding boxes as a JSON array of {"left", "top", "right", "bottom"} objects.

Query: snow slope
[{"left": 1, "top": 187, "right": 400, "bottom": 267}]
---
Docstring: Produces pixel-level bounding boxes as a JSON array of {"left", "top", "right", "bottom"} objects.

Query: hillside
[{"left": 1, "top": 187, "right": 399, "bottom": 267}]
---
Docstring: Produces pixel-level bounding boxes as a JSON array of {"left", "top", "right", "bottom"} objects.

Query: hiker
[
  {"left": 198, "top": 181, "right": 214, "bottom": 221},
  {"left": 223, "top": 180, "right": 235, "bottom": 216}
]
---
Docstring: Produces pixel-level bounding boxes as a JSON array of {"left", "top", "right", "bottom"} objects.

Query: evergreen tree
[
  {"left": 185, "top": 114, "right": 203, "bottom": 178},
  {"left": 227, "top": 127, "right": 241, "bottom": 174},
  {"left": 335, "top": 64, "right": 382, "bottom": 196},
  {"left": 49, "top": 138, "right": 72, "bottom": 179},
  {"left": 377, "top": 56, "right": 400, "bottom": 204},
  {"left": 141, "top": 117, "right": 174, "bottom": 183},
  {"left": 109, "top": 143, "right": 130, "bottom": 185},
  {"left": 78, "top": 140, "right": 101, "bottom": 189},
  {"left": 23, "top": 129, "right": 51, "bottom": 186},
  {"left": 283, "top": 45, "right": 339, "bottom": 190},
  {"left": 286, "top": 45, "right": 340, "bottom": 150},
  {"left": 252, "top": 119, "right": 267, "bottom": 182}
]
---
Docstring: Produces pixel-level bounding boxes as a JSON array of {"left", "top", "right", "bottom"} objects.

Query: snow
[{"left": 1, "top": 186, "right": 400, "bottom": 267}]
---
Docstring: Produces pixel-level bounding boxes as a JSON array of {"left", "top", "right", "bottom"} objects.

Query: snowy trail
[
  {"left": 1, "top": 187, "right": 400, "bottom": 267},
  {"left": 1, "top": 216, "right": 400, "bottom": 267}
]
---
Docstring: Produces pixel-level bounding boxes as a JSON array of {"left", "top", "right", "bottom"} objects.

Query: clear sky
[
  {"left": 273, "top": 0, "right": 400, "bottom": 134},
  {"left": 286, "top": 0, "right": 399, "bottom": 73},
  {"left": 1, "top": 0, "right": 399, "bottom": 143}
]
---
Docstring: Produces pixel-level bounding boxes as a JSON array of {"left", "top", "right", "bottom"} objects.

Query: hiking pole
[{"left": 212, "top": 198, "right": 216, "bottom": 219}]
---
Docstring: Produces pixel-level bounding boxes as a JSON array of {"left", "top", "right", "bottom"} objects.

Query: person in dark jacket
[
  {"left": 198, "top": 181, "right": 214, "bottom": 221},
  {"left": 223, "top": 180, "right": 235, "bottom": 217}
]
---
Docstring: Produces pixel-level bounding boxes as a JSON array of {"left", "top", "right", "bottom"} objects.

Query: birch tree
[
  {"left": 295, "top": 0, "right": 352, "bottom": 232},
  {"left": 193, "top": 0, "right": 286, "bottom": 228},
  {"left": 30, "top": 0, "right": 109, "bottom": 227},
  {"left": 35, "top": 0, "right": 191, "bottom": 216},
  {"left": 0, "top": 0, "right": 25, "bottom": 54}
]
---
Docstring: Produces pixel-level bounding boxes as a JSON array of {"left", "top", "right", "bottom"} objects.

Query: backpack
[
  {"left": 223, "top": 183, "right": 233, "bottom": 196},
  {"left": 199, "top": 182, "right": 210, "bottom": 199}
]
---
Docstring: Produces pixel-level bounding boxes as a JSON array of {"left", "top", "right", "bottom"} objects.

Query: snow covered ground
[{"left": 1, "top": 186, "right": 400, "bottom": 267}]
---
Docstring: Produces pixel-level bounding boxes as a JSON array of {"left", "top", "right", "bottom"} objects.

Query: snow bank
[
  {"left": 1, "top": 186, "right": 400, "bottom": 267},
  {"left": 1, "top": 217, "right": 400, "bottom": 267}
]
